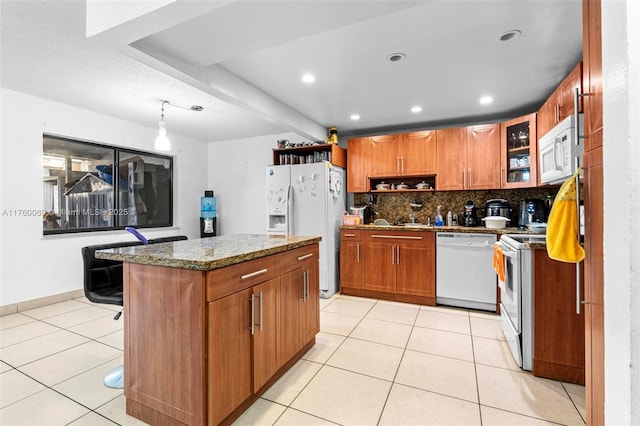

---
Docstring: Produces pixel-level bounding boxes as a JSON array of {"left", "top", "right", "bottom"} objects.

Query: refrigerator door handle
[{"left": 286, "top": 185, "right": 293, "bottom": 235}]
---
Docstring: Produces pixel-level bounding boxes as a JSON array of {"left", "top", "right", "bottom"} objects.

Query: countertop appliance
[
  {"left": 266, "top": 163, "right": 345, "bottom": 298},
  {"left": 517, "top": 199, "right": 547, "bottom": 230},
  {"left": 539, "top": 113, "right": 584, "bottom": 184},
  {"left": 496, "top": 233, "right": 546, "bottom": 370},
  {"left": 461, "top": 200, "right": 479, "bottom": 227},
  {"left": 483, "top": 199, "right": 512, "bottom": 220},
  {"left": 436, "top": 233, "right": 497, "bottom": 311}
]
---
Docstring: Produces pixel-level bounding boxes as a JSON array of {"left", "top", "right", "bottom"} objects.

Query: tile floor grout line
[
  {"left": 468, "top": 311, "right": 485, "bottom": 425},
  {"left": 375, "top": 302, "right": 421, "bottom": 425},
  {"left": 0, "top": 368, "right": 101, "bottom": 419},
  {"left": 479, "top": 403, "right": 569, "bottom": 425},
  {"left": 278, "top": 296, "right": 379, "bottom": 423},
  {"left": 561, "top": 381, "right": 587, "bottom": 424}
]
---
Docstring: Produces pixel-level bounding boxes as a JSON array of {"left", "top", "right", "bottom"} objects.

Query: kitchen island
[{"left": 96, "top": 234, "right": 321, "bottom": 426}]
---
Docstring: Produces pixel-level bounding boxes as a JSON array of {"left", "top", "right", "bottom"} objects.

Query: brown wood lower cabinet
[
  {"left": 533, "top": 250, "right": 585, "bottom": 385},
  {"left": 340, "top": 229, "right": 435, "bottom": 305},
  {"left": 124, "top": 243, "right": 319, "bottom": 426}
]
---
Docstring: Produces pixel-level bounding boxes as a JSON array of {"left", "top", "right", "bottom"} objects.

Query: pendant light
[
  {"left": 155, "top": 101, "right": 170, "bottom": 151},
  {"left": 154, "top": 100, "right": 204, "bottom": 151}
]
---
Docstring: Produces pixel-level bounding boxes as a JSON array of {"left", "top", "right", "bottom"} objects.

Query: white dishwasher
[{"left": 436, "top": 232, "right": 497, "bottom": 311}]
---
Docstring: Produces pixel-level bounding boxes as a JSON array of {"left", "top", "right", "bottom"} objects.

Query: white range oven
[{"left": 497, "top": 233, "right": 546, "bottom": 371}]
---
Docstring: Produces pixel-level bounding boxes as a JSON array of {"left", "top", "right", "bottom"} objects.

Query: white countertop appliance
[
  {"left": 436, "top": 233, "right": 497, "bottom": 311},
  {"left": 539, "top": 113, "right": 584, "bottom": 185},
  {"left": 266, "top": 162, "right": 345, "bottom": 298},
  {"left": 497, "top": 233, "right": 546, "bottom": 370}
]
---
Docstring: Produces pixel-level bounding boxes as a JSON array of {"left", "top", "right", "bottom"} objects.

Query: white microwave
[{"left": 538, "top": 114, "right": 584, "bottom": 185}]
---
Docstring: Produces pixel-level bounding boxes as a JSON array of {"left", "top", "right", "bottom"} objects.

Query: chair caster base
[{"left": 103, "top": 365, "right": 124, "bottom": 389}]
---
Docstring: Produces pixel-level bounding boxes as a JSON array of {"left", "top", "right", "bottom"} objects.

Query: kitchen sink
[{"left": 402, "top": 223, "right": 432, "bottom": 228}]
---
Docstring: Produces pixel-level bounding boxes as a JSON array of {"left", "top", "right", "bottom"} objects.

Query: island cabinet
[
  {"left": 436, "top": 124, "right": 500, "bottom": 191},
  {"left": 532, "top": 250, "right": 585, "bottom": 385},
  {"left": 339, "top": 229, "right": 435, "bottom": 305},
  {"left": 278, "top": 245, "right": 320, "bottom": 364},
  {"left": 120, "top": 240, "right": 320, "bottom": 426}
]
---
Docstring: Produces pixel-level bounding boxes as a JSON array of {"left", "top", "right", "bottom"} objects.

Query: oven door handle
[{"left": 497, "top": 241, "right": 517, "bottom": 259}]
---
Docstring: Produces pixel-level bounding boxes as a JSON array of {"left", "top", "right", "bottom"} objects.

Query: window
[{"left": 43, "top": 134, "right": 173, "bottom": 234}]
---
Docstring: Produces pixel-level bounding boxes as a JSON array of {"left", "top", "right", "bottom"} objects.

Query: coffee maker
[
  {"left": 462, "top": 200, "right": 480, "bottom": 227},
  {"left": 517, "top": 199, "right": 547, "bottom": 230}
]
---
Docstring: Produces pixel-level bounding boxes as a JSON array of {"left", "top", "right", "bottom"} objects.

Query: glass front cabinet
[{"left": 500, "top": 113, "right": 538, "bottom": 188}]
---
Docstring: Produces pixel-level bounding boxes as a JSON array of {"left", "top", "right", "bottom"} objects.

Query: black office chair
[{"left": 81, "top": 230, "right": 187, "bottom": 388}]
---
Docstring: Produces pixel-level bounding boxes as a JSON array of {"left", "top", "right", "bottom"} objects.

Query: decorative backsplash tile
[{"left": 353, "top": 187, "right": 559, "bottom": 225}]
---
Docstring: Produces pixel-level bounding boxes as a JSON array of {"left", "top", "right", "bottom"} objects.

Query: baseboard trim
[{"left": 0, "top": 289, "right": 85, "bottom": 316}]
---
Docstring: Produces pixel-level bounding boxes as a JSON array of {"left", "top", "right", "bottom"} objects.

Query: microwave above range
[{"left": 538, "top": 114, "right": 584, "bottom": 185}]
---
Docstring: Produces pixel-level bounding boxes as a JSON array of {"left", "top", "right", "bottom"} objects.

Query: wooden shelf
[
  {"left": 273, "top": 144, "right": 346, "bottom": 169},
  {"left": 508, "top": 145, "right": 532, "bottom": 154},
  {"left": 508, "top": 165, "right": 531, "bottom": 171},
  {"left": 370, "top": 189, "right": 435, "bottom": 193}
]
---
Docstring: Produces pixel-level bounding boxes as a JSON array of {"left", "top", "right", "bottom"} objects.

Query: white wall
[
  {"left": 0, "top": 88, "right": 208, "bottom": 306},
  {"left": 207, "top": 132, "right": 306, "bottom": 235},
  {"left": 602, "top": 0, "right": 640, "bottom": 424}
]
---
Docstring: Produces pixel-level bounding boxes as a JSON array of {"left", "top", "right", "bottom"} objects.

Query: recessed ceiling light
[
  {"left": 411, "top": 106, "right": 422, "bottom": 113},
  {"left": 301, "top": 73, "right": 316, "bottom": 84},
  {"left": 350, "top": 114, "right": 360, "bottom": 121},
  {"left": 498, "top": 30, "right": 521, "bottom": 42},
  {"left": 479, "top": 96, "right": 494, "bottom": 105},
  {"left": 386, "top": 53, "right": 406, "bottom": 62}
]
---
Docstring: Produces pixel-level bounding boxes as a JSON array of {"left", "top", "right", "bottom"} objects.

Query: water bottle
[{"left": 446, "top": 211, "right": 453, "bottom": 226}]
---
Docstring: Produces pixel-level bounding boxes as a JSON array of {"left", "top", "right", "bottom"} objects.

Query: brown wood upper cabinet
[
  {"left": 500, "top": 113, "right": 538, "bottom": 189},
  {"left": 346, "top": 131, "right": 436, "bottom": 192},
  {"left": 436, "top": 124, "right": 500, "bottom": 190},
  {"left": 368, "top": 132, "right": 437, "bottom": 177},
  {"left": 537, "top": 63, "right": 583, "bottom": 139},
  {"left": 346, "top": 137, "right": 370, "bottom": 193},
  {"left": 401, "top": 131, "right": 437, "bottom": 175}
]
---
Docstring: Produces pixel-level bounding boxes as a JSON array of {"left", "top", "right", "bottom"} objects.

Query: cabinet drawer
[
  {"left": 340, "top": 229, "right": 361, "bottom": 241},
  {"left": 207, "top": 255, "right": 277, "bottom": 301},
  {"left": 279, "top": 244, "right": 319, "bottom": 275},
  {"left": 362, "top": 230, "right": 429, "bottom": 244}
]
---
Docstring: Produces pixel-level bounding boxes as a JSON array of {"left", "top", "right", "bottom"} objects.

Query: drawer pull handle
[
  {"left": 297, "top": 253, "right": 313, "bottom": 261},
  {"left": 344, "top": 233, "right": 357, "bottom": 237},
  {"left": 371, "top": 235, "right": 423, "bottom": 240},
  {"left": 241, "top": 269, "right": 268, "bottom": 280}
]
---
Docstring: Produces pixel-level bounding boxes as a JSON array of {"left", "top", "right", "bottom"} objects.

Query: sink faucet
[{"left": 410, "top": 213, "right": 415, "bottom": 224}]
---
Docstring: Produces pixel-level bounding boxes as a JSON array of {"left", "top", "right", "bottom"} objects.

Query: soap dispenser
[{"left": 434, "top": 206, "right": 444, "bottom": 227}]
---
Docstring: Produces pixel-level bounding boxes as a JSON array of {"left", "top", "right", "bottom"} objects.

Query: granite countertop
[
  {"left": 340, "top": 224, "right": 537, "bottom": 235},
  {"left": 95, "top": 234, "right": 322, "bottom": 271}
]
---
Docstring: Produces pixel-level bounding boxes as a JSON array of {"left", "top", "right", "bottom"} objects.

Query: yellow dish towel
[{"left": 546, "top": 168, "right": 585, "bottom": 263}]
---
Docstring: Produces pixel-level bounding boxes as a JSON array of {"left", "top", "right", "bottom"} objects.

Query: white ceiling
[{"left": 1, "top": 0, "right": 583, "bottom": 143}]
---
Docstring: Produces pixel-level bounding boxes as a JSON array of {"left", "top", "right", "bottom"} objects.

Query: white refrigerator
[{"left": 266, "top": 162, "right": 345, "bottom": 298}]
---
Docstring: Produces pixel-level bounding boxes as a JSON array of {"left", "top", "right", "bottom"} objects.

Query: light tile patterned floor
[{"left": 0, "top": 294, "right": 585, "bottom": 425}]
